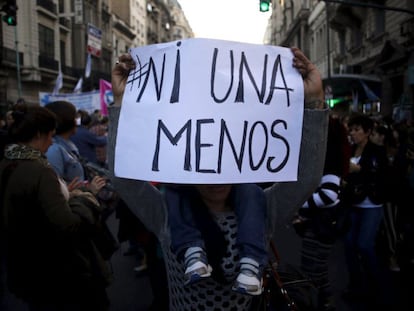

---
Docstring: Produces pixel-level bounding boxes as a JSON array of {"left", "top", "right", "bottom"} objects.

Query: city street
[{"left": 1, "top": 208, "right": 409, "bottom": 311}]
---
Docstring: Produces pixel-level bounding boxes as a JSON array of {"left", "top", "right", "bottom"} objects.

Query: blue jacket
[
  {"left": 70, "top": 126, "right": 107, "bottom": 165},
  {"left": 46, "top": 135, "right": 85, "bottom": 182}
]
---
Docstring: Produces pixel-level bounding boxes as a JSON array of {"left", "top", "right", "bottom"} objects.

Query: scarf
[{"left": 4, "top": 144, "right": 49, "bottom": 166}]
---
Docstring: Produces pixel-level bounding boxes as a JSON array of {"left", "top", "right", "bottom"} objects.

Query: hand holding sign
[
  {"left": 107, "top": 40, "right": 329, "bottom": 311},
  {"left": 112, "top": 39, "right": 324, "bottom": 184},
  {"left": 112, "top": 54, "right": 135, "bottom": 106},
  {"left": 291, "top": 47, "right": 324, "bottom": 109},
  {"left": 113, "top": 46, "right": 324, "bottom": 109}
]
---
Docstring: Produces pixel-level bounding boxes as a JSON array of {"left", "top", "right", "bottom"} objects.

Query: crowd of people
[
  {"left": 292, "top": 105, "right": 414, "bottom": 310},
  {"left": 0, "top": 45, "right": 413, "bottom": 311}
]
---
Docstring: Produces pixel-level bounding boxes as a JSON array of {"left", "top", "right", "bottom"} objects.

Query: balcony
[
  {"left": 38, "top": 55, "right": 59, "bottom": 71},
  {"left": 1, "top": 46, "right": 24, "bottom": 67},
  {"left": 62, "top": 65, "right": 82, "bottom": 78},
  {"left": 36, "top": 0, "right": 57, "bottom": 15},
  {"left": 113, "top": 20, "right": 136, "bottom": 40},
  {"left": 59, "top": 17, "right": 71, "bottom": 29}
]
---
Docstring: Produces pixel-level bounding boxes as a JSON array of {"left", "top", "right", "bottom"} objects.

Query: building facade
[
  {"left": 0, "top": 0, "right": 193, "bottom": 112},
  {"left": 267, "top": 0, "right": 414, "bottom": 118}
]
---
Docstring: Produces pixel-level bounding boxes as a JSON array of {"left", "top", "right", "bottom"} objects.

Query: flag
[
  {"left": 99, "top": 79, "right": 112, "bottom": 116},
  {"left": 359, "top": 79, "right": 379, "bottom": 101},
  {"left": 73, "top": 77, "right": 83, "bottom": 93},
  {"left": 52, "top": 70, "right": 63, "bottom": 95},
  {"left": 351, "top": 89, "right": 358, "bottom": 112},
  {"left": 85, "top": 53, "right": 92, "bottom": 78}
]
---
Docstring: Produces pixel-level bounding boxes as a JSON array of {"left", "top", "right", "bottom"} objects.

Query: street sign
[
  {"left": 74, "top": 0, "right": 83, "bottom": 24},
  {"left": 87, "top": 23, "right": 102, "bottom": 57}
]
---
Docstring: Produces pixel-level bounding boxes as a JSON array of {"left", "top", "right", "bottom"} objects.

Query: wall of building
[{"left": 0, "top": 0, "right": 193, "bottom": 110}]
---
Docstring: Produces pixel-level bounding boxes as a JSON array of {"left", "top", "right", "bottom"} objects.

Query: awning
[{"left": 323, "top": 74, "right": 381, "bottom": 102}]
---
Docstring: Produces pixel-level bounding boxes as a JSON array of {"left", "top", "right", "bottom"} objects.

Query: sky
[{"left": 177, "top": 0, "right": 271, "bottom": 44}]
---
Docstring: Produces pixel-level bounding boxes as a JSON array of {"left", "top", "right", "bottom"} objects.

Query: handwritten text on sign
[{"left": 115, "top": 38, "right": 304, "bottom": 184}]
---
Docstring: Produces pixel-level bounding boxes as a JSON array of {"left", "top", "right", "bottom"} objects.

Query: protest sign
[
  {"left": 39, "top": 91, "right": 100, "bottom": 114},
  {"left": 115, "top": 38, "right": 304, "bottom": 184},
  {"left": 99, "top": 79, "right": 113, "bottom": 116}
]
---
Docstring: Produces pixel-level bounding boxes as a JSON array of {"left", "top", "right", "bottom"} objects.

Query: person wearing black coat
[{"left": 342, "top": 114, "right": 395, "bottom": 308}]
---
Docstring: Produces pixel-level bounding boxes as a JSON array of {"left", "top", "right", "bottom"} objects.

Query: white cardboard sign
[{"left": 115, "top": 38, "right": 304, "bottom": 184}]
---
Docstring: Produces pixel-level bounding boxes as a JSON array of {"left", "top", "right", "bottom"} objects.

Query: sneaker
[
  {"left": 232, "top": 257, "right": 263, "bottom": 296},
  {"left": 133, "top": 252, "right": 148, "bottom": 273},
  {"left": 133, "top": 261, "right": 148, "bottom": 273},
  {"left": 183, "top": 247, "right": 212, "bottom": 285}
]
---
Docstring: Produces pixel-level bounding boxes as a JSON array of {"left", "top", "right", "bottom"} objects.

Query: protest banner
[
  {"left": 39, "top": 90, "right": 100, "bottom": 114},
  {"left": 115, "top": 38, "right": 304, "bottom": 184},
  {"left": 99, "top": 79, "right": 113, "bottom": 116}
]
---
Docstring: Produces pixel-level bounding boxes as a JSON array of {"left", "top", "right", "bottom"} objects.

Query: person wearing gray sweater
[{"left": 108, "top": 46, "right": 328, "bottom": 311}]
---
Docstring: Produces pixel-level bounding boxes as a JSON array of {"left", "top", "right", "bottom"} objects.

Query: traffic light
[
  {"left": 1, "top": 0, "right": 17, "bottom": 26},
  {"left": 259, "top": 0, "right": 271, "bottom": 12}
]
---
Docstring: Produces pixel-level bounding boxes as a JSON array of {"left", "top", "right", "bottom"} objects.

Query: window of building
[
  {"left": 39, "top": 24, "right": 55, "bottom": 59},
  {"left": 60, "top": 40, "right": 66, "bottom": 67},
  {"left": 58, "top": 0, "right": 64, "bottom": 13},
  {"left": 408, "top": 0, "right": 414, "bottom": 11},
  {"left": 373, "top": 8, "right": 385, "bottom": 35},
  {"left": 351, "top": 25, "right": 362, "bottom": 48},
  {"left": 338, "top": 31, "right": 345, "bottom": 55}
]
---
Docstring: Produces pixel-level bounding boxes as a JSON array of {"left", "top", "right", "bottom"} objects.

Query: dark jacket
[
  {"left": 70, "top": 126, "right": 107, "bottom": 164},
  {"left": 0, "top": 148, "right": 111, "bottom": 306},
  {"left": 343, "top": 141, "right": 389, "bottom": 205}
]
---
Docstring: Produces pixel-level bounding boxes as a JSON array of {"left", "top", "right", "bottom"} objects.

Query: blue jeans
[
  {"left": 344, "top": 206, "right": 385, "bottom": 294},
  {"left": 166, "top": 184, "right": 268, "bottom": 268}
]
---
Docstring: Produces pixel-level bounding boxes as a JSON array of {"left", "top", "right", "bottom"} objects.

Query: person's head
[
  {"left": 8, "top": 106, "right": 56, "bottom": 153},
  {"left": 44, "top": 101, "right": 77, "bottom": 135},
  {"left": 324, "top": 116, "right": 351, "bottom": 177},
  {"left": 370, "top": 123, "right": 396, "bottom": 149},
  {"left": 347, "top": 114, "right": 374, "bottom": 146},
  {"left": 5, "top": 101, "right": 28, "bottom": 129},
  {"left": 5, "top": 110, "right": 14, "bottom": 128},
  {"left": 194, "top": 184, "right": 232, "bottom": 211},
  {"left": 78, "top": 109, "right": 92, "bottom": 127},
  {"left": 100, "top": 116, "right": 109, "bottom": 125},
  {"left": 15, "top": 97, "right": 25, "bottom": 106}
]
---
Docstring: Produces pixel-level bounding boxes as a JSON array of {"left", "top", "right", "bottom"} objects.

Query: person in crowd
[
  {"left": 70, "top": 109, "right": 107, "bottom": 166},
  {"left": 0, "top": 106, "right": 112, "bottom": 311},
  {"left": 14, "top": 97, "right": 26, "bottom": 107},
  {"left": 45, "top": 101, "right": 85, "bottom": 181},
  {"left": 0, "top": 112, "right": 14, "bottom": 163},
  {"left": 89, "top": 115, "right": 109, "bottom": 168},
  {"left": 5, "top": 111, "right": 14, "bottom": 130},
  {"left": 0, "top": 104, "right": 28, "bottom": 162},
  {"left": 44, "top": 101, "right": 106, "bottom": 194},
  {"left": 293, "top": 115, "right": 351, "bottom": 311},
  {"left": 341, "top": 113, "right": 395, "bottom": 308},
  {"left": 166, "top": 183, "right": 268, "bottom": 295},
  {"left": 91, "top": 109, "right": 103, "bottom": 124},
  {"left": 394, "top": 126, "right": 414, "bottom": 273},
  {"left": 108, "top": 46, "right": 328, "bottom": 310},
  {"left": 370, "top": 121, "right": 401, "bottom": 272},
  {"left": 0, "top": 114, "right": 6, "bottom": 130},
  {"left": 116, "top": 198, "right": 149, "bottom": 274}
]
